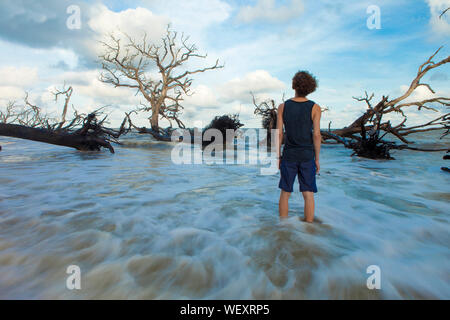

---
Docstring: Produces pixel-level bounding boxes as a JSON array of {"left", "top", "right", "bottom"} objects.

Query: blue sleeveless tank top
[{"left": 281, "top": 99, "right": 315, "bottom": 162}]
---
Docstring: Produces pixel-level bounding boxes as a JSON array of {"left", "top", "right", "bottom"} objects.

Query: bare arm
[
  {"left": 312, "top": 103, "right": 322, "bottom": 172},
  {"left": 276, "top": 103, "right": 284, "bottom": 163}
]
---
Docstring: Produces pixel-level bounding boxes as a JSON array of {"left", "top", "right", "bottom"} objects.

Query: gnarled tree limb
[
  {"left": 99, "top": 25, "right": 223, "bottom": 138},
  {"left": 0, "top": 86, "right": 130, "bottom": 153}
]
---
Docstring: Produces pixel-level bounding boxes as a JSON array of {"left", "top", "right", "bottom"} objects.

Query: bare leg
[
  {"left": 302, "top": 191, "right": 315, "bottom": 222},
  {"left": 279, "top": 190, "right": 291, "bottom": 218}
]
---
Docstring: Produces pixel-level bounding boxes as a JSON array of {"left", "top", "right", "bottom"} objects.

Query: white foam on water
[{"left": 0, "top": 132, "right": 448, "bottom": 299}]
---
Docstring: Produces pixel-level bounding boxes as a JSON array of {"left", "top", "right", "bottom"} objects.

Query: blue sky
[{"left": 0, "top": 0, "right": 449, "bottom": 128}]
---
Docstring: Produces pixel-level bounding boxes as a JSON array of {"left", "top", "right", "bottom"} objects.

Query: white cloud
[
  {"left": 237, "top": 0, "right": 304, "bottom": 23},
  {"left": 52, "top": 70, "right": 142, "bottom": 107},
  {"left": 77, "top": 79, "right": 141, "bottom": 106},
  {"left": 88, "top": 5, "right": 169, "bottom": 40},
  {"left": 39, "top": 86, "right": 56, "bottom": 105},
  {"left": 176, "top": 70, "right": 286, "bottom": 128},
  {"left": 184, "top": 85, "right": 219, "bottom": 107},
  {"left": 86, "top": 5, "right": 170, "bottom": 62},
  {"left": 142, "top": 0, "right": 231, "bottom": 36},
  {"left": 0, "top": 66, "right": 40, "bottom": 108},
  {"left": 219, "top": 70, "right": 285, "bottom": 103},
  {"left": 398, "top": 83, "right": 448, "bottom": 103},
  {"left": 321, "top": 102, "right": 367, "bottom": 129},
  {"left": 0, "top": 86, "right": 25, "bottom": 103},
  {"left": 138, "top": 0, "right": 232, "bottom": 71},
  {"left": 0, "top": 66, "right": 38, "bottom": 87},
  {"left": 426, "top": 0, "right": 450, "bottom": 36}
]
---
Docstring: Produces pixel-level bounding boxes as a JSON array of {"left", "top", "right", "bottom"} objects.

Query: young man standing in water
[{"left": 277, "top": 71, "right": 321, "bottom": 222}]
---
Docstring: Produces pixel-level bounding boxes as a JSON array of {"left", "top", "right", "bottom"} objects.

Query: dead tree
[
  {"left": 321, "top": 48, "right": 450, "bottom": 159},
  {"left": 252, "top": 93, "right": 278, "bottom": 146},
  {"left": 99, "top": 26, "right": 223, "bottom": 140},
  {"left": 348, "top": 108, "right": 396, "bottom": 159},
  {"left": 329, "top": 48, "right": 450, "bottom": 158},
  {"left": 0, "top": 86, "right": 130, "bottom": 153},
  {"left": 201, "top": 114, "right": 243, "bottom": 147}
]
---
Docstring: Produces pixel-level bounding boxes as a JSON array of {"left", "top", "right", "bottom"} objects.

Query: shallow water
[{"left": 0, "top": 131, "right": 449, "bottom": 299}]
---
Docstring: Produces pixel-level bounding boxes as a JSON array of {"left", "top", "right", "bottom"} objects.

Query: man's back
[{"left": 282, "top": 99, "right": 315, "bottom": 162}]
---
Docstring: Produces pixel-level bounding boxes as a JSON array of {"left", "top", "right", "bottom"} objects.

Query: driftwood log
[{"left": 0, "top": 86, "right": 130, "bottom": 153}]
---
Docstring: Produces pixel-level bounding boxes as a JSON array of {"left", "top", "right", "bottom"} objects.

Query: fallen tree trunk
[
  {"left": 0, "top": 86, "right": 130, "bottom": 153},
  {"left": 134, "top": 126, "right": 173, "bottom": 142},
  {"left": 0, "top": 123, "right": 115, "bottom": 153}
]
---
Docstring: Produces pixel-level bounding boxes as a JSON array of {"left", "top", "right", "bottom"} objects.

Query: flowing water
[{"left": 0, "top": 131, "right": 449, "bottom": 299}]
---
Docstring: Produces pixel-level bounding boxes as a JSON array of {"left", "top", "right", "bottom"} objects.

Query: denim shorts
[{"left": 279, "top": 159, "right": 318, "bottom": 193}]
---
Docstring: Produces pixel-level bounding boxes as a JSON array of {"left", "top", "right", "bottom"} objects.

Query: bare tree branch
[
  {"left": 99, "top": 25, "right": 223, "bottom": 138},
  {"left": 0, "top": 87, "right": 131, "bottom": 153}
]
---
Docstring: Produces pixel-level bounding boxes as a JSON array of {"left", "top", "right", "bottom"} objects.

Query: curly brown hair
[{"left": 292, "top": 71, "right": 318, "bottom": 97}]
